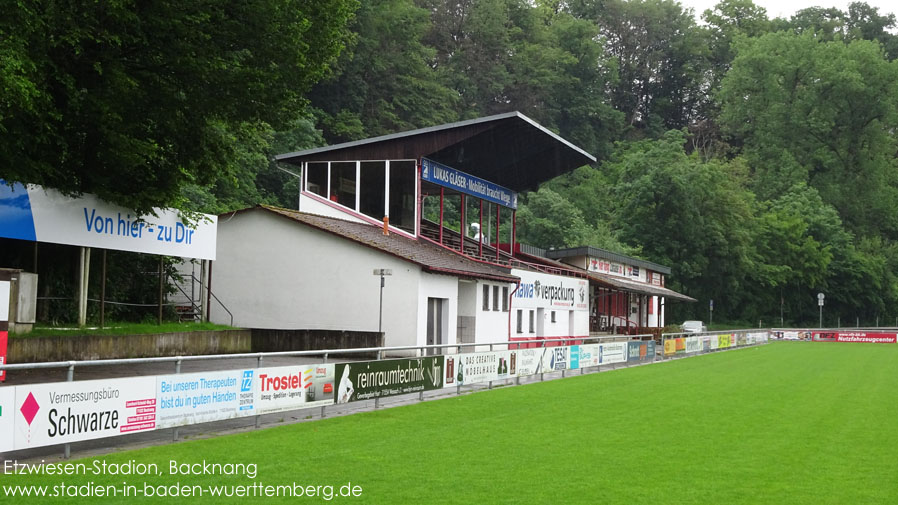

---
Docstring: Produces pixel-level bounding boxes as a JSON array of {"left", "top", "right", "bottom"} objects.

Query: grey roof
[
  {"left": 587, "top": 271, "right": 696, "bottom": 303},
  {"left": 275, "top": 112, "right": 596, "bottom": 193},
  {"left": 242, "top": 205, "right": 518, "bottom": 283},
  {"left": 545, "top": 246, "right": 671, "bottom": 275}
]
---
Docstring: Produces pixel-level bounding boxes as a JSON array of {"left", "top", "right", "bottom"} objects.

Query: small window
[
  {"left": 516, "top": 310, "right": 523, "bottom": 334},
  {"left": 528, "top": 310, "right": 534, "bottom": 333},
  {"left": 493, "top": 286, "right": 500, "bottom": 311},
  {"left": 331, "top": 161, "right": 357, "bottom": 209},
  {"left": 482, "top": 284, "right": 490, "bottom": 311},
  {"left": 551, "top": 311, "right": 556, "bottom": 323},
  {"left": 502, "top": 286, "right": 509, "bottom": 312},
  {"left": 306, "top": 162, "right": 328, "bottom": 197}
]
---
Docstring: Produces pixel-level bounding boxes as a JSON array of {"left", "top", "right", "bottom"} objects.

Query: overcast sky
[{"left": 679, "top": 0, "right": 897, "bottom": 21}]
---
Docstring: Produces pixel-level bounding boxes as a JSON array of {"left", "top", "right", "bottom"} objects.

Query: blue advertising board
[{"left": 421, "top": 158, "right": 518, "bottom": 209}]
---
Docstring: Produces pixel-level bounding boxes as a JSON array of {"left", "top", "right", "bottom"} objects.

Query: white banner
[
  {"left": 155, "top": 370, "right": 253, "bottom": 429},
  {"left": 515, "top": 347, "right": 546, "bottom": 376},
  {"left": 0, "top": 182, "right": 217, "bottom": 260},
  {"left": 255, "top": 364, "right": 335, "bottom": 413},
  {"left": 13, "top": 377, "right": 157, "bottom": 450},
  {"left": 542, "top": 346, "right": 570, "bottom": 371},
  {"left": 0, "top": 386, "right": 15, "bottom": 452},
  {"left": 599, "top": 342, "right": 628, "bottom": 364},
  {"left": 710, "top": 335, "right": 719, "bottom": 350},
  {"left": 685, "top": 337, "right": 702, "bottom": 353},
  {"left": 444, "top": 352, "right": 515, "bottom": 387},
  {"left": 510, "top": 269, "right": 589, "bottom": 311},
  {"left": 576, "top": 344, "right": 601, "bottom": 368}
]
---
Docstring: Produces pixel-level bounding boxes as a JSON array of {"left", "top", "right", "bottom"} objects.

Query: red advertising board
[
  {"left": 0, "top": 330, "right": 7, "bottom": 382},
  {"left": 813, "top": 332, "right": 897, "bottom": 344}
]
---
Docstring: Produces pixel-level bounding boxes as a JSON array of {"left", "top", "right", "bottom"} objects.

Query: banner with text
[
  {"left": 600, "top": 342, "right": 629, "bottom": 364},
  {"left": 335, "top": 358, "right": 444, "bottom": 404},
  {"left": 421, "top": 159, "right": 517, "bottom": 209},
  {"left": 12, "top": 377, "right": 157, "bottom": 451},
  {"left": 0, "top": 181, "right": 217, "bottom": 260},
  {"left": 444, "top": 351, "right": 516, "bottom": 387},
  {"left": 812, "top": 331, "right": 897, "bottom": 344}
]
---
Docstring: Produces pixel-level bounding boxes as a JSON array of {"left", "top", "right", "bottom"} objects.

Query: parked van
[{"left": 682, "top": 321, "right": 707, "bottom": 334}]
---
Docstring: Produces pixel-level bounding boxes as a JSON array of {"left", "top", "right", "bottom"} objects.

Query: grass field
[
  {"left": 3, "top": 342, "right": 897, "bottom": 504},
  {"left": 20, "top": 321, "right": 235, "bottom": 338}
]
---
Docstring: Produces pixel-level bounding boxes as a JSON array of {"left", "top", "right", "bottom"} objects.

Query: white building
[{"left": 209, "top": 112, "right": 600, "bottom": 351}]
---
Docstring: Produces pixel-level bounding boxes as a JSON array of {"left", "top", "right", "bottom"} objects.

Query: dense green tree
[
  {"left": 719, "top": 32, "right": 898, "bottom": 238},
  {"left": 570, "top": 0, "right": 710, "bottom": 134},
  {"left": 0, "top": 0, "right": 357, "bottom": 214},
  {"left": 311, "top": 0, "right": 458, "bottom": 143},
  {"left": 516, "top": 187, "right": 630, "bottom": 251}
]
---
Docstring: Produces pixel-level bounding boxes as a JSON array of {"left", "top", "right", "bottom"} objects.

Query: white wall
[
  {"left": 474, "top": 280, "right": 515, "bottom": 346},
  {"left": 212, "top": 210, "right": 420, "bottom": 348},
  {"left": 299, "top": 193, "right": 368, "bottom": 224}
]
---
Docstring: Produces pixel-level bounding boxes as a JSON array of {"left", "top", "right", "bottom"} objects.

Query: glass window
[
  {"left": 502, "top": 287, "right": 509, "bottom": 312},
  {"left": 389, "top": 160, "right": 416, "bottom": 234},
  {"left": 331, "top": 162, "right": 357, "bottom": 209},
  {"left": 528, "top": 310, "right": 534, "bottom": 333},
  {"left": 551, "top": 311, "right": 556, "bottom": 323},
  {"left": 482, "top": 284, "right": 490, "bottom": 311},
  {"left": 516, "top": 310, "right": 523, "bottom": 334},
  {"left": 359, "top": 161, "right": 386, "bottom": 220},
  {"left": 306, "top": 162, "right": 328, "bottom": 198},
  {"left": 493, "top": 286, "right": 499, "bottom": 311}
]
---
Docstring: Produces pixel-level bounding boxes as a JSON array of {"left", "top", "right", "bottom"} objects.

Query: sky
[{"left": 678, "top": 0, "right": 897, "bottom": 21}]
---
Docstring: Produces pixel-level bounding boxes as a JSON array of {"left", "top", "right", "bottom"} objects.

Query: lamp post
[
  {"left": 817, "top": 292, "right": 825, "bottom": 328},
  {"left": 373, "top": 269, "right": 393, "bottom": 336}
]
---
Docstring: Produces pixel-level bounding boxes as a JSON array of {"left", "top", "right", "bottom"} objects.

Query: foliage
[{"left": 0, "top": 0, "right": 357, "bottom": 214}]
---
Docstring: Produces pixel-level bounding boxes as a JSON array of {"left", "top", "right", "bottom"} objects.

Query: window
[
  {"left": 389, "top": 160, "right": 417, "bottom": 234},
  {"left": 482, "top": 284, "right": 490, "bottom": 311},
  {"left": 502, "top": 287, "right": 508, "bottom": 312},
  {"left": 306, "top": 162, "right": 328, "bottom": 198},
  {"left": 359, "top": 161, "right": 386, "bottom": 220},
  {"left": 493, "top": 286, "right": 499, "bottom": 311},
  {"left": 551, "top": 311, "right": 556, "bottom": 323},
  {"left": 516, "top": 310, "right": 523, "bottom": 333},
  {"left": 331, "top": 162, "right": 357, "bottom": 208},
  {"left": 528, "top": 310, "right": 534, "bottom": 333}
]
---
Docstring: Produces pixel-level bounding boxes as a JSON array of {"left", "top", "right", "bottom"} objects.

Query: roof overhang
[
  {"left": 276, "top": 112, "right": 596, "bottom": 192},
  {"left": 588, "top": 272, "right": 696, "bottom": 302}
]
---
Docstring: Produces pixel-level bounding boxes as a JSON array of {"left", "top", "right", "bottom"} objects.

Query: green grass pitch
[{"left": 3, "top": 342, "right": 897, "bottom": 503}]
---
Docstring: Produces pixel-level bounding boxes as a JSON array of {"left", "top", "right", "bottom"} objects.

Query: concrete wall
[
  {"left": 251, "top": 329, "right": 382, "bottom": 355},
  {"left": 8, "top": 330, "right": 252, "bottom": 362},
  {"left": 213, "top": 210, "right": 421, "bottom": 348}
]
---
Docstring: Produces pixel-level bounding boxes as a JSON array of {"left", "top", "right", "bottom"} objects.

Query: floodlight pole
[{"left": 374, "top": 269, "right": 393, "bottom": 337}]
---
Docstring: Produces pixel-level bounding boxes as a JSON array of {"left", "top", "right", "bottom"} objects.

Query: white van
[{"left": 682, "top": 321, "right": 707, "bottom": 334}]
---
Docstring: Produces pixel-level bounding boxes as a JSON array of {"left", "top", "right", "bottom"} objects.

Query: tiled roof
[{"left": 255, "top": 205, "right": 518, "bottom": 283}]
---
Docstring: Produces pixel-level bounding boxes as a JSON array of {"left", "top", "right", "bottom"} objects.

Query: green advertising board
[{"left": 334, "top": 357, "right": 444, "bottom": 404}]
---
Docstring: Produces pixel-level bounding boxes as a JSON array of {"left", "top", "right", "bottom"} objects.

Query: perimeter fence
[{"left": 0, "top": 331, "right": 771, "bottom": 459}]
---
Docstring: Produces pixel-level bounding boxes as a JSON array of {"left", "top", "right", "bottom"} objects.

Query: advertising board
[
  {"left": 599, "top": 342, "right": 628, "bottom": 364},
  {"left": 335, "top": 358, "right": 443, "bottom": 404},
  {"left": 155, "top": 370, "right": 253, "bottom": 429},
  {"left": 254, "top": 364, "right": 335, "bottom": 414},
  {"left": 13, "top": 377, "right": 157, "bottom": 450},
  {"left": 444, "top": 352, "right": 515, "bottom": 387},
  {"left": 812, "top": 332, "right": 897, "bottom": 344}
]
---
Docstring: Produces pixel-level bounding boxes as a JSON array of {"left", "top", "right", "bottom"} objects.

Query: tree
[
  {"left": 719, "top": 32, "right": 898, "bottom": 238},
  {"left": 1, "top": 0, "right": 357, "bottom": 214},
  {"left": 570, "top": 0, "right": 710, "bottom": 134},
  {"left": 516, "top": 187, "right": 630, "bottom": 251},
  {"left": 311, "top": 0, "right": 458, "bottom": 143}
]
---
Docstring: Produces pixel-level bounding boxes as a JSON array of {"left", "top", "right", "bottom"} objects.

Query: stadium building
[{"left": 209, "top": 112, "right": 692, "bottom": 351}]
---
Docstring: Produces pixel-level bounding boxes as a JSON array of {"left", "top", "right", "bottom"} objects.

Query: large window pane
[
  {"left": 306, "top": 162, "right": 328, "bottom": 197},
  {"left": 359, "top": 161, "right": 386, "bottom": 220},
  {"left": 332, "top": 162, "right": 357, "bottom": 209},
  {"left": 389, "top": 160, "right": 416, "bottom": 234}
]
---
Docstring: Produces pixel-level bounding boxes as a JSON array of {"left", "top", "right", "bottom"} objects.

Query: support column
[
  {"left": 158, "top": 256, "right": 164, "bottom": 325},
  {"left": 200, "top": 260, "right": 208, "bottom": 321},
  {"left": 77, "top": 247, "right": 90, "bottom": 327},
  {"left": 439, "top": 187, "right": 444, "bottom": 246},
  {"left": 100, "top": 250, "right": 107, "bottom": 328},
  {"left": 478, "top": 200, "right": 483, "bottom": 258},
  {"left": 459, "top": 194, "right": 466, "bottom": 253},
  {"left": 495, "top": 204, "right": 500, "bottom": 261}
]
